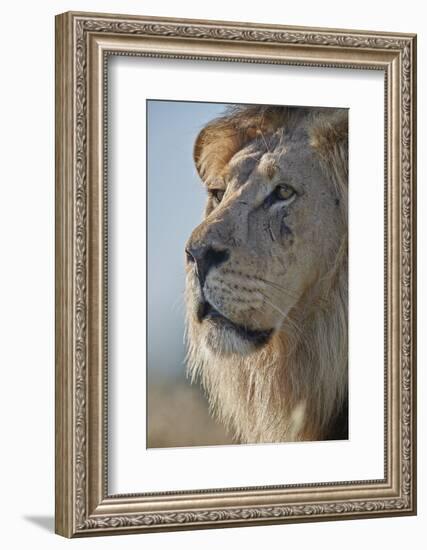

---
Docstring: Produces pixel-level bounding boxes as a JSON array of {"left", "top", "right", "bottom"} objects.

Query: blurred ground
[{"left": 147, "top": 377, "right": 234, "bottom": 448}]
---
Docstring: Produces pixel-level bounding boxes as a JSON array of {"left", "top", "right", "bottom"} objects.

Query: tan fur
[{"left": 185, "top": 105, "right": 348, "bottom": 443}]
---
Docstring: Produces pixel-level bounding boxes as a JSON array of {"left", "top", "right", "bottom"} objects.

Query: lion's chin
[{"left": 198, "top": 301, "right": 273, "bottom": 356}]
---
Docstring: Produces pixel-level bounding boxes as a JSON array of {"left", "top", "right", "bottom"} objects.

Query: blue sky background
[{"left": 147, "top": 100, "right": 228, "bottom": 379}]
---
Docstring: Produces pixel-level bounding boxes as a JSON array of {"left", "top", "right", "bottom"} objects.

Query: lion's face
[{"left": 185, "top": 109, "right": 346, "bottom": 357}]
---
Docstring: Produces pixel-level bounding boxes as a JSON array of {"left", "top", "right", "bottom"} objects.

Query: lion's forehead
[
  {"left": 226, "top": 149, "right": 262, "bottom": 184},
  {"left": 225, "top": 137, "right": 316, "bottom": 189}
]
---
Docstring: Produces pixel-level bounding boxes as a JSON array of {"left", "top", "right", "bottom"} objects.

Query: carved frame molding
[{"left": 55, "top": 11, "right": 416, "bottom": 537}]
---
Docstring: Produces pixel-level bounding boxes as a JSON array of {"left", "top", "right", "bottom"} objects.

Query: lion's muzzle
[{"left": 185, "top": 244, "right": 229, "bottom": 287}]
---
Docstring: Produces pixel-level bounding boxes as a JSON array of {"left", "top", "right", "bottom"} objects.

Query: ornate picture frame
[{"left": 55, "top": 11, "right": 417, "bottom": 537}]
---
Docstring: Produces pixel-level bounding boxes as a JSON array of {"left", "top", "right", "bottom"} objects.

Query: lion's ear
[
  {"left": 193, "top": 126, "right": 210, "bottom": 180},
  {"left": 310, "top": 110, "right": 348, "bottom": 181},
  {"left": 193, "top": 121, "right": 242, "bottom": 185}
]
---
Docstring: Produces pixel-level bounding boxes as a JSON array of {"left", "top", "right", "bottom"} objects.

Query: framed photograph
[{"left": 55, "top": 11, "right": 417, "bottom": 537}]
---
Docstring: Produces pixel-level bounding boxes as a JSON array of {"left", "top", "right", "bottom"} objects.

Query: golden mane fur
[{"left": 185, "top": 105, "right": 348, "bottom": 443}]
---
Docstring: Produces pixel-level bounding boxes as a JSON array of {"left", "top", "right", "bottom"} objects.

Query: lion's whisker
[
  {"left": 171, "top": 293, "right": 184, "bottom": 314},
  {"left": 257, "top": 291, "right": 310, "bottom": 351},
  {"left": 257, "top": 276, "right": 329, "bottom": 307},
  {"left": 255, "top": 277, "right": 300, "bottom": 301}
]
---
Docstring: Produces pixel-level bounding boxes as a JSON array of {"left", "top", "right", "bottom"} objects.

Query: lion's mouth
[{"left": 197, "top": 300, "right": 273, "bottom": 348}]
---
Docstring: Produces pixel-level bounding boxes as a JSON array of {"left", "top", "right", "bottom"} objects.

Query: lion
[{"left": 184, "top": 104, "right": 348, "bottom": 443}]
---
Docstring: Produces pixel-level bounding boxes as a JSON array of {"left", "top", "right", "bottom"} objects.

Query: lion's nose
[{"left": 185, "top": 245, "right": 229, "bottom": 286}]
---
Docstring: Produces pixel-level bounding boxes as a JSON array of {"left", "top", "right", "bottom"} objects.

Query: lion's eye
[
  {"left": 210, "top": 189, "right": 225, "bottom": 204},
  {"left": 274, "top": 184, "right": 296, "bottom": 203}
]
